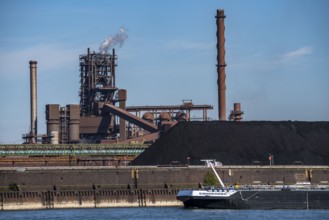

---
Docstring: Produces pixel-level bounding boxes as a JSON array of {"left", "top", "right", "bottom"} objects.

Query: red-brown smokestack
[
  {"left": 29, "top": 60, "right": 38, "bottom": 143},
  {"left": 216, "top": 9, "right": 226, "bottom": 121}
]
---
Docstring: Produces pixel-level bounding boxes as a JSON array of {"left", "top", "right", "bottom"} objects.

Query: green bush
[
  {"left": 203, "top": 171, "right": 218, "bottom": 187},
  {"left": 9, "top": 183, "right": 19, "bottom": 191}
]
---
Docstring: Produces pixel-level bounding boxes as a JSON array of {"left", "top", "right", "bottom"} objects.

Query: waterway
[{"left": 2, "top": 207, "right": 329, "bottom": 220}]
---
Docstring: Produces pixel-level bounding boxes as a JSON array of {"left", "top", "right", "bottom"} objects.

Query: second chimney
[
  {"left": 216, "top": 9, "right": 227, "bottom": 121},
  {"left": 29, "top": 60, "right": 38, "bottom": 143}
]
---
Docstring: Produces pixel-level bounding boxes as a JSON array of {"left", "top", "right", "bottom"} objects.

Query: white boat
[{"left": 177, "top": 160, "right": 329, "bottom": 209}]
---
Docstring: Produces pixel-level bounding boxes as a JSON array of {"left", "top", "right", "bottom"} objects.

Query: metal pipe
[
  {"left": 112, "top": 48, "right": 116, "bottom": 87},
  {"left": 216, "top": 9, "right": 227, "bottom": 121},
  {"left": 29, "top": 60, "right": 38, "bottom": 143},
  {"left": 234, "top": 103, "right": 241, "bottom": 112}
]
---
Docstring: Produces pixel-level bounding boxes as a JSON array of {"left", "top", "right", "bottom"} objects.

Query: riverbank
[
  {"left": 1, "top": 165, "right": 328, "bottom": 210},
  {"left": 0, "top": 189, "right": 181, "bottom": 210}
]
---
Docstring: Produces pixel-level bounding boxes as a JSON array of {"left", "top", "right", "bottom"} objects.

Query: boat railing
[{"left": 237, "top": 184, "right": 329, "bottom": 191}]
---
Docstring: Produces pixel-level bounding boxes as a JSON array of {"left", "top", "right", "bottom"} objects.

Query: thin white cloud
[
  {"left": 0, "top": 44, "right": 81, "bottom": 77},
  {"left": 231, "top": 46, "right": 315, "bottom": 70},
  {"left": 281, "top": 46, "right": 313, "bottom": 60},
  {"left": 164, "top": 41, "right": 215, "bottom": 50}
]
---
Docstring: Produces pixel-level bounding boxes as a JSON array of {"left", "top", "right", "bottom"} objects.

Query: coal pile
[{"left": 132, "top": 121, "right": 329, "bottom": 165}]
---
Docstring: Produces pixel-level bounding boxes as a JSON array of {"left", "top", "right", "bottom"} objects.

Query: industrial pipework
[
  {"left": 216, "top": 9, "right": 227, "bottom": 121},
  {"left": 79, "top": 48, "right": 117, "bottom": 116},
  {"left": 29, "top": 60, "right": 38, "bottom": 143}
]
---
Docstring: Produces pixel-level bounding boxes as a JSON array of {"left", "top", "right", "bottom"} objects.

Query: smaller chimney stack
[
  {"left": 118, "top": 89, "right": 127, "bottom": 141},
  {"left": 29, "top": 60, "right": 38, "bottom": 143},
  {"left": 229, "top": 103, "right": 244, "bottom": 122}
]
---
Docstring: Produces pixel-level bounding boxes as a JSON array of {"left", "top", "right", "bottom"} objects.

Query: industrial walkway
[{"left": 0, "top": 144, "right": 148, "bottom": 157}]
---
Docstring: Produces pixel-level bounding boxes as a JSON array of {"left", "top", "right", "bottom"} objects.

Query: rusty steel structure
[
  {"left": 71, "top": 49, "right": 214, "bottom": 144},
  {"left": 79, "top": 48, "right": 117, "bottom": 116},
  {"left": 17, "top": 9, "right": 241, "bottom": 165},
  {"left": 46, "top": 48, "right": 214, "bottom": 144},
  {"left": 77, "top": 48, "right": 120, "bottom": 142},
  {"left": 126, "top": 101, "right": 213, "bottom": 123},
  {"left": 39, "top": 9, "right": 221, "bottom": 145},
  {"left": 216, "top": 9, "right": 227, "bottom": 121}
]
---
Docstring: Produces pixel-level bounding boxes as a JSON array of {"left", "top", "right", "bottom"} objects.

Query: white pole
[{"left": 206, "top": 161, "right": 225, "bottom": 188}]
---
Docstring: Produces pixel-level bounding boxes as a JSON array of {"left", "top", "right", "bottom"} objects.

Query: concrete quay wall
[
  {"left": 1, "top": 166, "right": 328, "bottom": 191},
  {"left": 1, "top": 166, "right": 328, "bottom": 210},
  {"left": 0, "top": 189, "right": 181, "bottom": 210}
]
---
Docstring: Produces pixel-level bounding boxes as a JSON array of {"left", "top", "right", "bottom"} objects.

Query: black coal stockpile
[{"left": 132, "top": 121, "right": 329, "bottom": 165}]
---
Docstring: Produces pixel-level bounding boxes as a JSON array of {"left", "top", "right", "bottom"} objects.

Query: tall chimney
[
  {"left": 216, "top": 9, "right": 227, "bottom": 121},
  {"left": 29, "top": 60, "right": 38, "bottom": 143}
]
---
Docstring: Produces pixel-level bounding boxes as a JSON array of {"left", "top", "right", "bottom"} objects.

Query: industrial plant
[
  {"left": 23, "top": 47, "right": 213, "bottom": 146},
  {"left": 21, "top": 9, "right": 246, "bottom": 148},
  {"left": 1, "top": 9, "right": 328, "bottom": 211}
]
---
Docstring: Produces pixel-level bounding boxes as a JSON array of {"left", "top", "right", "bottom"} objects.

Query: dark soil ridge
[{"left": 132, "top": 121, "right": 329, "bottom": 165}]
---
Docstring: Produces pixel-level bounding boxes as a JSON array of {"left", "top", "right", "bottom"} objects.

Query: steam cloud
[{"left": 99, "top": 27, "right": 128, "bottom": 54}]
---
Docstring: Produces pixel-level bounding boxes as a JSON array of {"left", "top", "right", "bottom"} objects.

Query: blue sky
[{"left": 0, "top": 0, "right": 328, "bottom": 144}]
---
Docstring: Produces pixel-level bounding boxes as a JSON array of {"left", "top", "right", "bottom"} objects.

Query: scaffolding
[{"left": 59, "top": 107, "right": 69, "bottom": 144}]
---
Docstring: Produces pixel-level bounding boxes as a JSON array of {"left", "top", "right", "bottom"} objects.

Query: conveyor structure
[{"left": 0, "top": 144, "right": 148, "bottom": 157}]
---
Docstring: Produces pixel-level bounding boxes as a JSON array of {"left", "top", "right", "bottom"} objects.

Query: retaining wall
[
  {"left": 1, "top": 166, "right": 328, "bottom": 210},
  {"left": 0, "top": 189, "right": 180, "bottom": 210}
]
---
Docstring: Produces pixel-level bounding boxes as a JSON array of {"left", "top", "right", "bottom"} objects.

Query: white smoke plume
[{"left": 99, "top": 27, "right": 128, "bottom": 54}]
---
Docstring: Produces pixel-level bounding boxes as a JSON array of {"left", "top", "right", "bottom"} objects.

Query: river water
[{"left": 1, "top": 207, "right": 329, "bottom": 220}]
